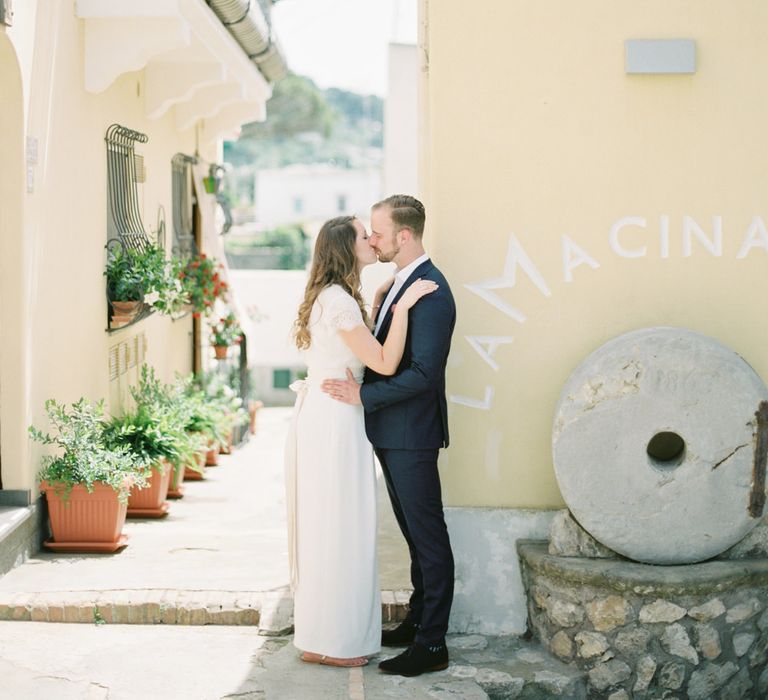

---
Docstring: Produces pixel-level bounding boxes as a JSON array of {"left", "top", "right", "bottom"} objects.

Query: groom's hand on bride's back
[{"left": 321, "top": 369, "right": 362, "bottom": 405}]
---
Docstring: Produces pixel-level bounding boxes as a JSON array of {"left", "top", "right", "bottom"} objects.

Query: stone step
[
  {"left": 0, "top": 589, "right": 410, "bottom": 631},
  {"left": 250, "top": 633, "right": 588, "bottom": 699}
]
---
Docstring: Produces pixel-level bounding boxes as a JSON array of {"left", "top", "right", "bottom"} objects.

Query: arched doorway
[{"left": 0, "top": 29, "right": 29, "bottom": 495}]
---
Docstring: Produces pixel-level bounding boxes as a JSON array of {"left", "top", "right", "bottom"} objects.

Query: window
[
  {"left": 293, "top": 197, "right": 303, "bottom": 214},
  {"left": 337, "top": 194, "right": 347, "bottom": 213},
  {"left": 273, "top": 368, "right": 291, "bottom": 389}
]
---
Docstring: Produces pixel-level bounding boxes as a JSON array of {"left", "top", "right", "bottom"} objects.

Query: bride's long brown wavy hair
[{"left": 293, "top": 216, "right": 370, "bottom": 349}]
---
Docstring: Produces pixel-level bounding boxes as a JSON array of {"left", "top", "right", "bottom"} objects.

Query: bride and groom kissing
[{"left": 285, "top": 194, "right": 456, "bottom": 676}]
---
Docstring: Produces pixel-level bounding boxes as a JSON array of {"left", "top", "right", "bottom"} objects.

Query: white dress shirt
[{"left": 374, "top": 252, "right": 430, "bottom": 336}]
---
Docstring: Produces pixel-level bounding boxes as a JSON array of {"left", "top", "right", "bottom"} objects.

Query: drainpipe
[{"left": 206, "top": 0, "right": 288, "bottom": 83}]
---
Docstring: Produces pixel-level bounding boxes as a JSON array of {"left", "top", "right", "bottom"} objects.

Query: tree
[{"left": 240, "top": 74, "right": 336, "bottom": 140}]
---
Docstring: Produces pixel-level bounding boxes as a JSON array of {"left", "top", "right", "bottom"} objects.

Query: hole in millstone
[{"left": 647, "top": 431, "right": 686, "bottom": 468}]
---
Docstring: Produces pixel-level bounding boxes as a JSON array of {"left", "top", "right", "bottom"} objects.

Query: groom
[{"left": 322, "top": 194, "right": 456, "bottom": 677}]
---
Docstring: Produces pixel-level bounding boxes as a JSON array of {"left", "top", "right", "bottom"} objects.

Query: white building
[
  {"left": 254, "top": 164, "right": 381, "bottom": 227},
  {"left": 383, "top": 42, "right": 418, "bottom": 196}
]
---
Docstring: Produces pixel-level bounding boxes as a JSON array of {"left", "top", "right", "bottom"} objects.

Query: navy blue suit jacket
[{"left": 360, "top": 259, "right": 456, "bottom": 450}]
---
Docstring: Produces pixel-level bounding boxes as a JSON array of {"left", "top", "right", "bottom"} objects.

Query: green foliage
[
  {"left": 210, "top": 312, "right": 243, "bottom": 348},
  {"left": 29, "top": 398, "right": 150, "bottom": 503},
  {"left": 130, "top": 366, "right": 207, "bottom": 479},
  {"left": 223, "top": 75, "right": 383, "bottom": 171},
  {"left": 105, "top": 244, "right": 190, "bottom": 314},
  {"left": 239, "top": 75, "right": 337, "bottom": 141},
  {"left": 103, "top": 405, "right": 181, "bottom": 465},
  {"left": 224, "top": 225, "right": 309, "bottom": 270}
]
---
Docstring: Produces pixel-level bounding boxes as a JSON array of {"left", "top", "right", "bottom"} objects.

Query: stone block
[
  {"left": 693, "top": 623, "right": 721, "bottom": 660},
  {"left": 687, "top": 661, "right": 738, "bottom": 700},
  {"left": 474, "top": 668, "right": 524, "bottom": 697},
  {"left": 633, "top": 655, "right": 657, "bottom": 692},
  {"left": 585, "top": 596, "right": 632, "bottom": 632},
  {"left": 550, "top": 630, "right": 573, "bottom": 659},
  {"left": 660, "top": 623, "right": 699, "bottom": 665},
  {"left": 607, "top": 691, "right": 629, "bottom": 700},
  {"left": 30, "top": 604, "right": 48, "bottom": 622},
  {"left": 733, "top": 632, "right": 755, "bottom": 657},
  {"left": 574, "top": 631, "right": 608, "bottom": 658},
  {"left": 587, "top": 659, "right": 631, "bottom": 692},
  {"left": 548, "top": 509, "right": 616, "bottom": 559},
  {"left": 725, "top": 598, "right": 762, "bottom": 623},
  {"left": 747, "top": 633, "right": 768, "bottom": 668},
  {"left": 639, "top": 599, "right": 686, "bottom": 623},
  {"left": 547, "top": 599, "right": 584, "bottom": 627},
  {"left": 658, "top": 661, "right": 685, "bottom": 690},
  {"left": 718, "top": 666, "right": 754, "bottom": 700},
  {"left": 614, "top": 626, "right": 650, "bottom": 657},
  {"left": 688, "top": 598, "right": 725, "bottom": 622}
]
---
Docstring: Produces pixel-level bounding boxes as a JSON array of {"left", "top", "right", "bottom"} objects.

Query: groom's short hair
[{"left": 373, "top": 194, "right": 425, "bottom": 239}]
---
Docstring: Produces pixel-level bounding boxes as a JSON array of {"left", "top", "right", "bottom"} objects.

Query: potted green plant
[
  {"left": 209, "top": 312, "right": 243, "bottom": 360},
  {"left": 103, "top": 405, "right": 181, "bottom": 518},
  {"left": 106, "top": 244, "right": 192, "bottom": 328},
  {"left": 129, "top": 365, "right": 205, "bottom": 496},
  {"left": 29, "top": 398, "right": 151, "bottom": 552},
  {"left": 105, "top": 247, "right": 143, "bottom": 327}
]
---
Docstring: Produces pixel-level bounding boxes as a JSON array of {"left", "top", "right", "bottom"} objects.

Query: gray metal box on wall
[{"left": 625, "top": 39, "right": 696, "bottom": 74}]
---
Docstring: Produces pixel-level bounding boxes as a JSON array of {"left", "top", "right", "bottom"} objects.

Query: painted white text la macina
[{"left": 449, "top": 215, "right": 768, "bottom": 410}]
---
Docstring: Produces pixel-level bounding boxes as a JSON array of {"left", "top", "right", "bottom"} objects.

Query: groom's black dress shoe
[
  {"left": 378, "top": 642, "right": 449, "bottom": 677},
  {"left": 381, "top": 620, "right": 419, "bottom": 647}
]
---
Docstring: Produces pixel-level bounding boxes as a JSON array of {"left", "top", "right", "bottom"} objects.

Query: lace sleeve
[{"left": 327, "top": 291, "right": 365, "bottom": 331}]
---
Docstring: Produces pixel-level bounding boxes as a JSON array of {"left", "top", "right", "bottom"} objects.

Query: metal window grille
[
  {"left": 105, "top": 124, "right": 151, "bottom": 252},
  {"left": 171, "top": 153, "right": 199, "bottom": 259}
]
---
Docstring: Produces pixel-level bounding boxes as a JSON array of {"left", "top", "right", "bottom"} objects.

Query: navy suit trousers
[{"left": 375, "top": 447, "right": 454, "bottom": 645}]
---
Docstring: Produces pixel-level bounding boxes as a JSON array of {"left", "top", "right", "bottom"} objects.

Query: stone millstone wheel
[{"left": 552, "top": 327, "right": 768, "bottom": 565}]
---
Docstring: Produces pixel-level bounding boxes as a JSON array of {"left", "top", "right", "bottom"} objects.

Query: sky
[{"left": 271, "top": 0, "right": 417, "bottom": 97}]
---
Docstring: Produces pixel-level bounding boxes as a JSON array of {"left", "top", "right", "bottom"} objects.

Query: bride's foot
[{"left": 300, "top": 651, "right": 368, "bottom": 667}]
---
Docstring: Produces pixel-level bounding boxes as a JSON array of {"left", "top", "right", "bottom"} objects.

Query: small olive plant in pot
[
  {"left": 103, "top": 404, "right": 182, "bottom": 518},
  {"left": 29, "top": 398, "right": 151, "bottom": 552}
]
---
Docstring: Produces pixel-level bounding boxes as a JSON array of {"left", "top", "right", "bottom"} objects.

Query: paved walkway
[
  {"left": 0, "top": 408, "right": 578, "bottom": 699},
  {"left": 0, "top": 408, "right": 411, "bottom": 625}
]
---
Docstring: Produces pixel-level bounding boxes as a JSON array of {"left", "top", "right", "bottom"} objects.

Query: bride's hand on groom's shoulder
[
  {"left": 374, "top": 275, "right": 396, "bottom": 307},
  {"left": 398, "top": 278, "right": 439, "bottom": 311}
]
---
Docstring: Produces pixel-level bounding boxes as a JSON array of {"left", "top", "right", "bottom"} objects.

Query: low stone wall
[{"left": 518, "top": 541, "right": 768, "bottom": 699}]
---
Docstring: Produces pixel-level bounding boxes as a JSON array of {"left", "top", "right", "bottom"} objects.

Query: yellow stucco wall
[
  {"left": 423, "top": 1, "right": 768, "bottom": 507},
  {"left": 2, "top": 7, "right": 217, "bottom": 491}
]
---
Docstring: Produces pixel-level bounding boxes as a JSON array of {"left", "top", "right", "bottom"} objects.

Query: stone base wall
[{"left": 518, "top": 542, "right": 768, "bottom": 699}]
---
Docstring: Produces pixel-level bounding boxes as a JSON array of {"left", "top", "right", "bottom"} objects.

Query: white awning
[{"left": 75, "top": 0, "right": 283, "bottom": 142}]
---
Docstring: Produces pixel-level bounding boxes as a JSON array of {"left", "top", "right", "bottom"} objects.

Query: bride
[{"left": 286, "top": 215, "right": 437, "bottom": 667}]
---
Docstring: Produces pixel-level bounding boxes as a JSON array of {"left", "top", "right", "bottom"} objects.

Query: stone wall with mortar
[{"left": 518, "top": 542, "right": 768, "bottom": 699}]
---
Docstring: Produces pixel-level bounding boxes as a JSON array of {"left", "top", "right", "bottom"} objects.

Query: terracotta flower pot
[
  {"left": 248, "top": 400, "right": 263, "bottom": 435},
  {"left": 167, "top": 462, "right": 185, "bottom": 499},
  {"left": 127, "top": 462, "right": 171, "bottom": 518},
  {"left": 219, "top": 429, "right": 233, "bottom": 455},
  {"left": 111, "top": 300, "right": 141, "bottom": 328},
  {"left": 41, "top": 481, "right": 129, "bottom": 552},
  {"left": 205, "top": 439, "right": 220, "bottom": 466},
  {"left": 213, "top": 344, "right": 228, "bottom": 360},
  {"left": 183, "top": 448, "right": 207, "bottom": 481}
]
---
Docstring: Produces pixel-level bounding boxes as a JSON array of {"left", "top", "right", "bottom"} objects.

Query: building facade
[
  {"left": 419, "top": 1, "right": 768, "bottom": 633},
  {"left": 0, "top": 0, "right": 284, "bottom": 570}
]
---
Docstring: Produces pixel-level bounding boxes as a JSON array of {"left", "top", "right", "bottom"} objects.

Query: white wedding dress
[{"left": 285, "top": 284, "right": 380, "bottom": 658}]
